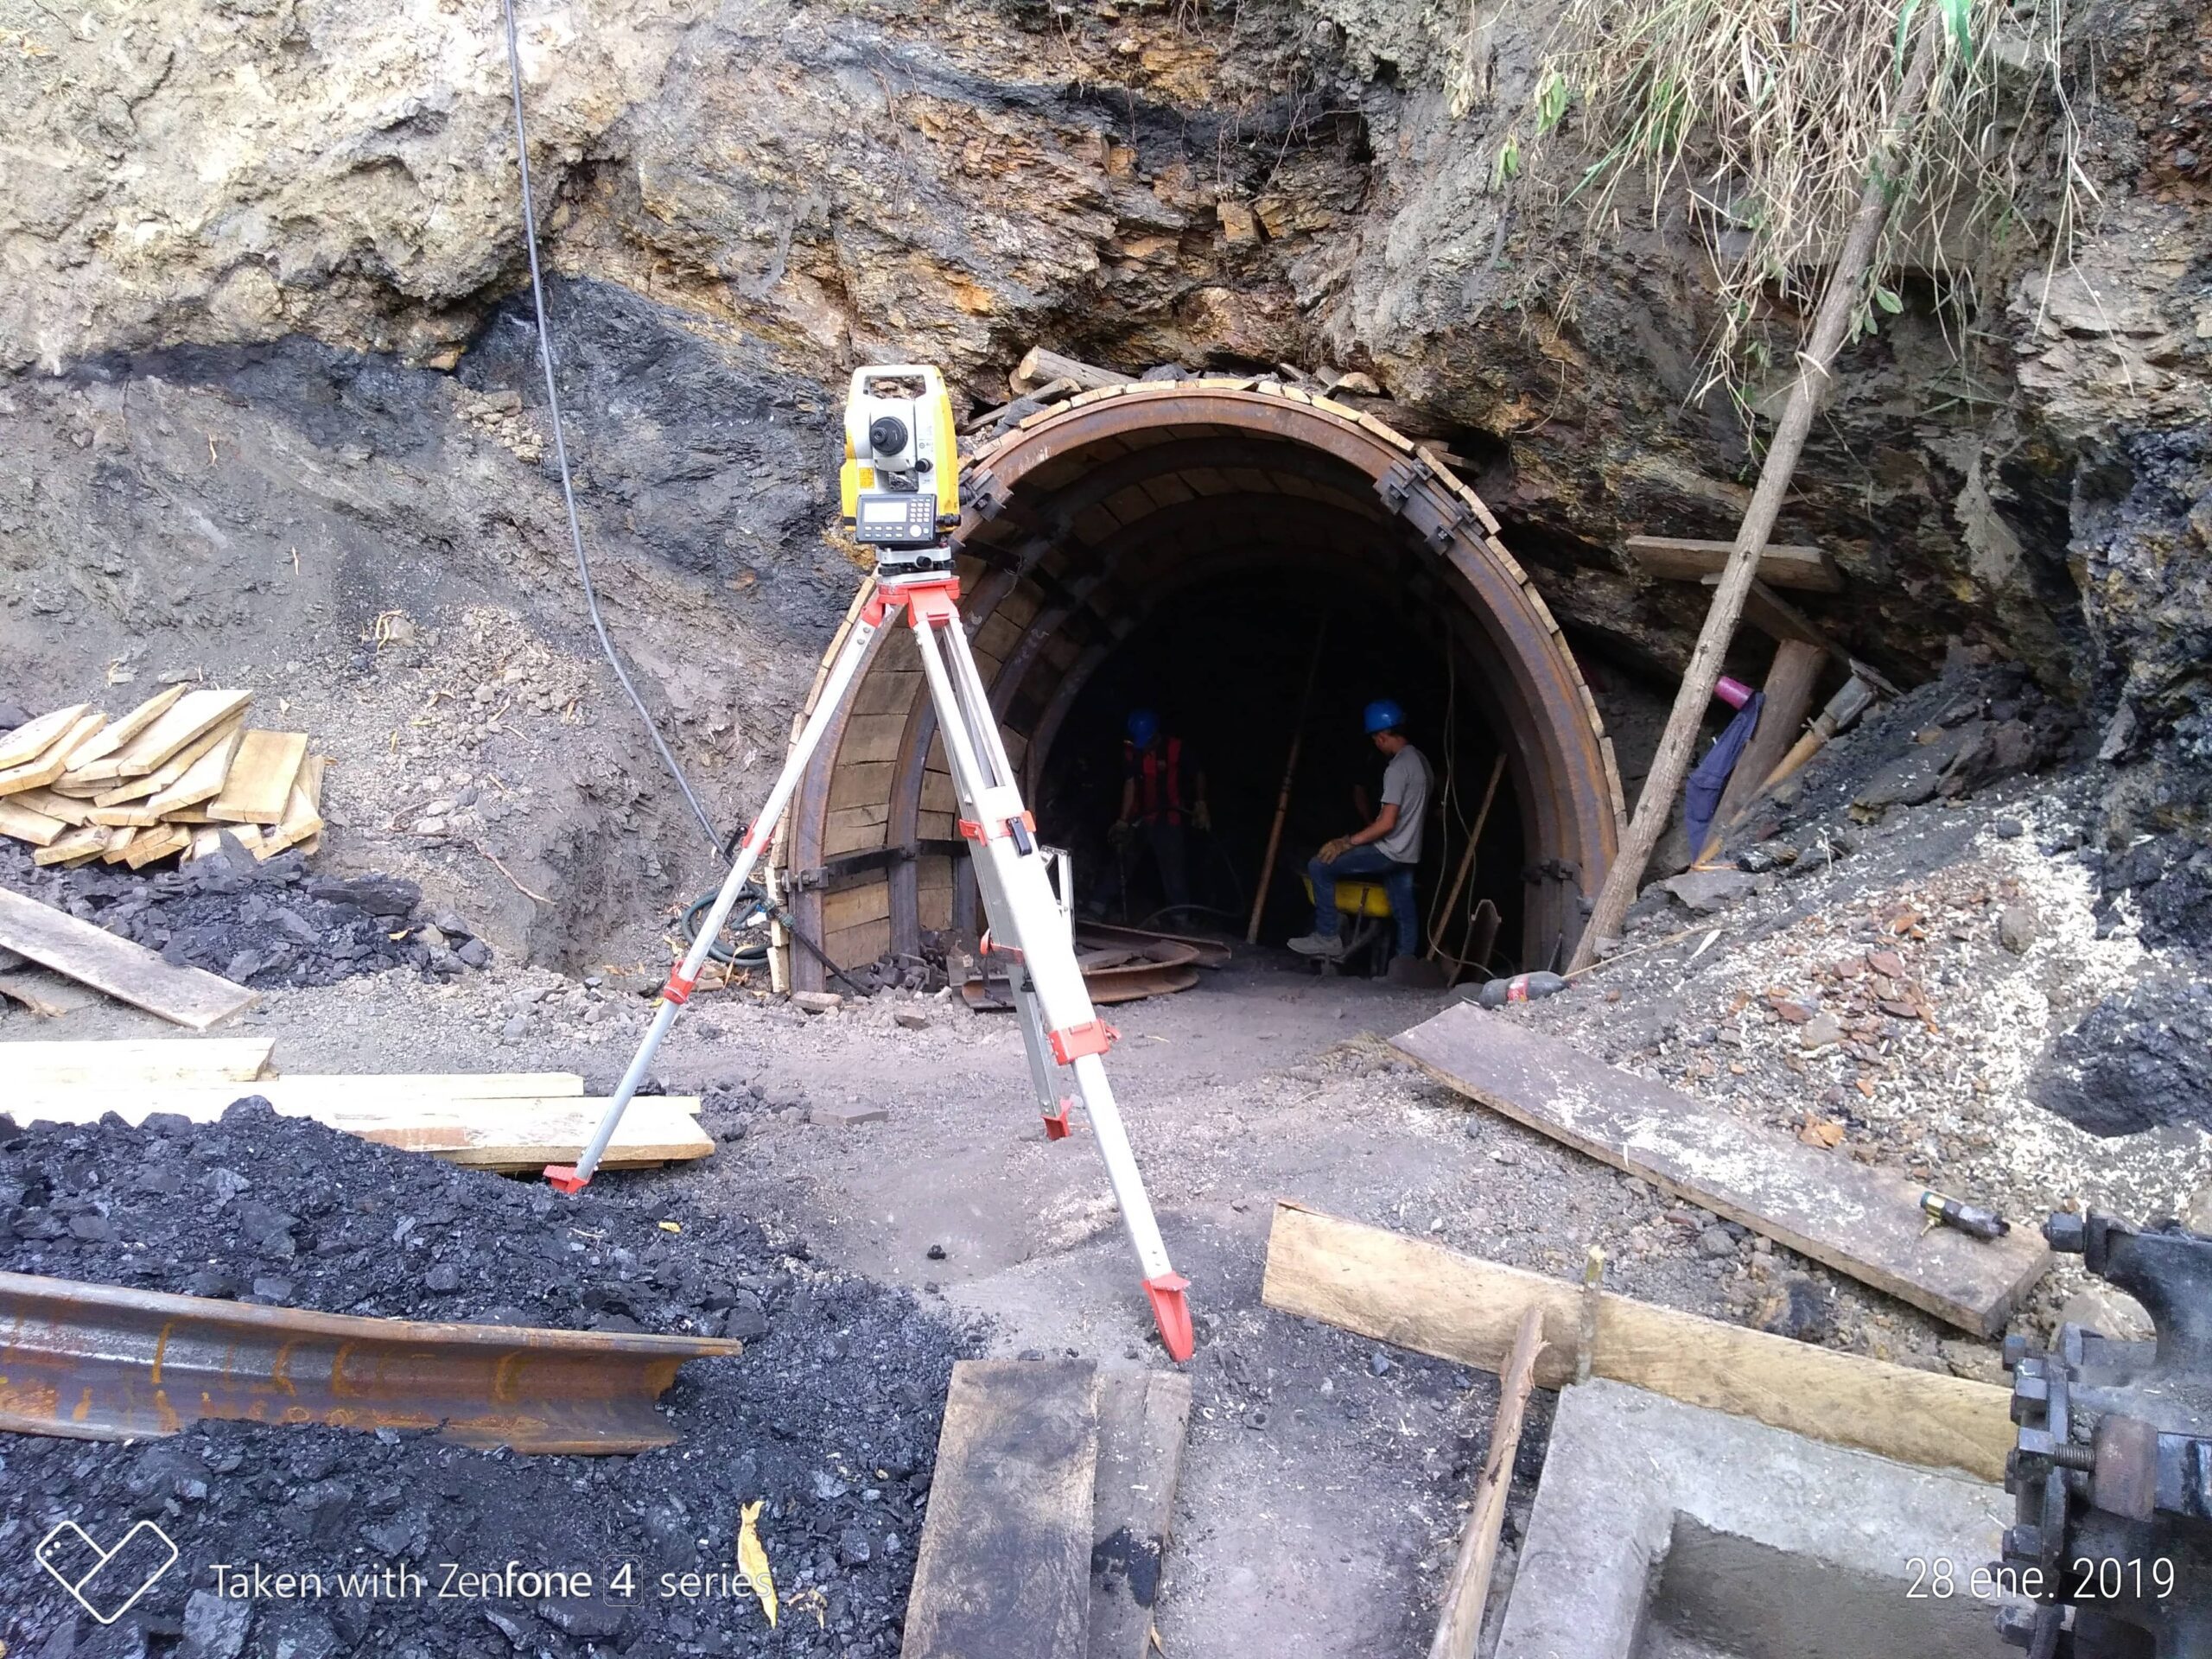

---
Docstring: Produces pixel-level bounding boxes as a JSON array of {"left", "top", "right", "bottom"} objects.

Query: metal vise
[{"left": 1999, "top": 1211, "right": 2212, "bottom": 1658}]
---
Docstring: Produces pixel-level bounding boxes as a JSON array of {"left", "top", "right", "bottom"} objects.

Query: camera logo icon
[{"left": 35, "top": 1520, "right": 180, "bottom": 1625}]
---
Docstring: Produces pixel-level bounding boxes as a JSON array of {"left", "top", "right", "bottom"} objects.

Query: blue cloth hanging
[{"left": 1685, "top": 691, "right": 1765, "bottom": 858}]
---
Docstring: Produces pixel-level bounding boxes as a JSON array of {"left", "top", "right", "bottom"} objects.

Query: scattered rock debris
[{"left": 0, "top": 840, "right": 490, "bottom": 991}]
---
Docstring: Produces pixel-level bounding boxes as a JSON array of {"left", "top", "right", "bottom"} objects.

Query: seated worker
[
  {"left": 1287, "top": 699, "right": 1431, "bottom": 963},
  {"left": 1109, "top": 709, "right": 1208, "bottom": 914}
]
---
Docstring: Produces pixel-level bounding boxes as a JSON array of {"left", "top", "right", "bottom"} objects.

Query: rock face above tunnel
[{"left": 1, "top": 0, "right": 2208, "bottom": 958}]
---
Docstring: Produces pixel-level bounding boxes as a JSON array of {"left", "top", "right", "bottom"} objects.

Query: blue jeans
[{"left": 1309, "top": 846, "right": 1418, "bottom": 958}]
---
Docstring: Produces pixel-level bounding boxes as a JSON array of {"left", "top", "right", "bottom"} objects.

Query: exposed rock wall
[{"left": 1, "top": 0, "right": 2207, "bottom": 957}]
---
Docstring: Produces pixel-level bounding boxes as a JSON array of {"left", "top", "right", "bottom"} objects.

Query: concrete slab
[{"left": 1495, "top": 1379, "right": 2023, "bottom": 1659}]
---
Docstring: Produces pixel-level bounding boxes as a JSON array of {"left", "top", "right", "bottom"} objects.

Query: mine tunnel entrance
[
  {"left": 778, "top": 380, "right": 1624, "bottom": 994},
  {"left": 1034, "top": 573, "right": 1528, "bottom": 958}
]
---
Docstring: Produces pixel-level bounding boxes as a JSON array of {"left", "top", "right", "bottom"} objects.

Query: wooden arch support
[{"left": 778, "top": 379, "right": 1624, "bottom": 986}]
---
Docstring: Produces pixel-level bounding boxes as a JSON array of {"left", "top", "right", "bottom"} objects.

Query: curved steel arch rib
[{"left": 781, "top": 380, "right": 1623, "bottom": 983}]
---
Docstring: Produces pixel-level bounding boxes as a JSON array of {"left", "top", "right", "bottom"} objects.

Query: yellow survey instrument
[{"left": 839, "top": 365, "right": 962, "bottom": 563}]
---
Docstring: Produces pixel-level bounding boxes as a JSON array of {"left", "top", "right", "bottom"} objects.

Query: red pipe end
[
  {"left": 1144, "top": 1273, "right": 1195, "bottom": 1363},
  {"left": 543, "top": 1165, "right": 589, "bottom": 1194}
]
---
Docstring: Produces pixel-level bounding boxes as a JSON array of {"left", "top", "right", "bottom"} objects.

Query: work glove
[
  {"left": 1108, "top": 819, "right": 1135, "bottom": 848},
  {"left": 1192, "top": 801, "right": 1212, "bottom": 832},
  {"left": 1318, "top": 836, "right": 1352, "bottom": 865}
]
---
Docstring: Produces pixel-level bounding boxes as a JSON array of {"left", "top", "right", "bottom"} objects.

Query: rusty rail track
[{"left": 0, "top": 1272, "right": 743, "bottom": 1454}]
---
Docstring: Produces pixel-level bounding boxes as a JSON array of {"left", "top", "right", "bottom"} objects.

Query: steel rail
[{"left": 0, "top": 1272, "right": 742, "bottom": 1454}]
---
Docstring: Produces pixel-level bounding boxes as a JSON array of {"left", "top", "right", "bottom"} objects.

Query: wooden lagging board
[{"left": 1390, "top": 1006, "right": 2049, "bottom": 1336}]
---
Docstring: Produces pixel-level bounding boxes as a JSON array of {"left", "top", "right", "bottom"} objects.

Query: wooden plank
[
  {"left": 122, "top": 823, "right": 192, "bottom": 868},
  {"left": 1428, "top": 1305, "right": 1543, "bottom": 1659},
  {"left": 11, "top": 787, "right": 93, "bottom": 827},
  {"left": 903, "top": 1360, "right": 1099, "bottom": 1659},
  {"left": 0, "top": 797, "right": 67, "bottom": 846},
  {"left": 0, "top": 887, "right": 257, "bottom": 1029},
  {"left": 0, "top": 713, "right": 106, "bottom": 797},
  {"left": 1627, "top": 535, "right": 1842, "bottom": 592},
  {"left": 68, "top": 690, "right": 251, "bottom": 785},
  {"left": 208, "top": 729, "right": 308, "bottom": 824},
  {"left": 1391, "top": 1007, "right": 2047, "bottom": 1335},
  {"left": 1088, "top": 1370, "right": 1192, "bottom": 1659},
  {"left": 0, "top": 704, "right": 95, "bottom": 771},
  {"left": 5, "top": 1038, "right": 275, "bottom": 1087},
  {"left": 254, "top": 759, "right": 327, "bottom": 858},
  {"left": 34, "top": 824, "right": 110, "bottom": 868},
  {"left": 1261, "top": 1204, "right": 2015, "bottom": 1483},
  {"left": 55, "top": 684, "right": 186, "bottom": 772},
  {"left": 5, "top": 1073, "right": 591, "bottom": 1119},
  {"left": 100, "top": 824, "right": 140, "bottom": 863},
  {"left": 4, "top": 1092, "right": 706, "bottom": 1169},
  {"left": 0, "top": 969, "right": 106, "bottom": 1018},
  {"left": 95, "top": 721, "right": 244, "bottom": 808}
]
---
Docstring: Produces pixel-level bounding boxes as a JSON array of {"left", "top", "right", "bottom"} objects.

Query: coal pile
[
  {"left": 0, "top": 1102, "right": 975, "bottom": 1658},
  {"left": 0, "top": 838, "right": 491, "bottom": 990}
]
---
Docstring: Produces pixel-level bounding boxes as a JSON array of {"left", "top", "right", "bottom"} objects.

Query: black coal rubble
[
  {"left": 0, "top": 840, "right": 491, "bottom": 989},
  {"left": 0, "top": 1099, "right": 975, "bottom": 1659}
]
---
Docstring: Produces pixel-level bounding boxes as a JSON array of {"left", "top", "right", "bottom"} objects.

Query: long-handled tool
[{"left": 546, "top": 365, "right": 1196, "bottom": 1362}]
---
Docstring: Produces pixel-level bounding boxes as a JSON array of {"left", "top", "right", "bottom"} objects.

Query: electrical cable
[
  {"left": 501, "top": 1, "right": 863, "bottom": 989},
  {"left": 499, "top": 0, "right": 719, "bottom": 853}
]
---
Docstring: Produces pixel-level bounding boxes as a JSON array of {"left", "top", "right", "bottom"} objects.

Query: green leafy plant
[{"left": 1489, "top": 0, "right": 2089, "bottom": 425}]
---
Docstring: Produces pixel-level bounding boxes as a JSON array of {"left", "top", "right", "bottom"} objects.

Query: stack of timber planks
[{"left": 0, "top": 687, "right": 329, "bottom": 872}]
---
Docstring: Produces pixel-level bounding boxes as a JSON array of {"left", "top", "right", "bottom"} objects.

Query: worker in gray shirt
[{"left": 1287, "top": 698, "right": 1432, "bottom": 963}]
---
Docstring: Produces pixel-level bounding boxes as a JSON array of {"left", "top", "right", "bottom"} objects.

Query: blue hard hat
[
  {"left": 1126, "top": 709, "right": 1160, "bottom": 747},
  {"left": 1363, "top": 698, "right": 1406, "bottom": 735}
]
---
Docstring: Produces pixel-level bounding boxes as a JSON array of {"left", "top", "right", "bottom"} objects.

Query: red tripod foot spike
[
  {"left": 1144, "top": 1272, "right": 1195, "bottom": 1362},
  {"left": 1042, "top": 1099, "right": 1074, "bottom": 1141},
  {"left": 543, "top": 1165, "right": 588, "bottom": 1194}
]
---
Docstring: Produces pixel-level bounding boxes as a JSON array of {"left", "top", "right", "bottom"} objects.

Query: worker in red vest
[{"left": 1109, "top": 709, "right": 1208, "bottom": 916}]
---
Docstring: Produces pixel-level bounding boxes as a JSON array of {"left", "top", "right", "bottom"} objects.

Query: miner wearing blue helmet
[
  {"left": 1108, "top": 707, "right": 1207, "bottom": 915},
  {"left": 1287, "top": 698, "right": 1431, "bottom": 963}
]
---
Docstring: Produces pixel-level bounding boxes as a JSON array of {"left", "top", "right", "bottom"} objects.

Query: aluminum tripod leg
[
  {"left": 546, "top": 602, "right": 884, "bottom": 1190},
  {"left": 903, "top": 587, "right": 1194, "bottom": 1359},
  {"left": 1011, "top": 965, "right": 1075, "bottom": 1140}
]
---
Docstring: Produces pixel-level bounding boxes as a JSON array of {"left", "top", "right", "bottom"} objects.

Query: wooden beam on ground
[
  {"left": 1089, "top": 1369, "right": 1193, "bottom": 1659},
  {"left": 0, "top": 888, "right": 256, "bottom": 1029},
  {"left": 1428, "top": 1306, "right": 1544, "bottom": 1659},
  {"left": 1390, "top": 1008, "right": 2047, "bottom": 1335},
  {"left": 1706, "top": 639, "right": 1827, "bottom": 854},
  {"left": 8, "top": 1072, "right": 593, "bottom": 1121},
  {"left": 5, "top": 1038, "right": 275, "bottom": 1087},
  {"left": 1261, "top": 1204, "right": 2014, "bottom": 1482},
  {"left": 1627, "top": 536, "right": 1841, "bottom": 593},
  {"left": 904, "top": 1359, "right": 1100, "bottom": 1659}
]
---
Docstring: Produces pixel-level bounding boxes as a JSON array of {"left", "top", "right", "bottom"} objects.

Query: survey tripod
[{"left": 545, "top": 571, "right": 1198, "bottom": 1363}]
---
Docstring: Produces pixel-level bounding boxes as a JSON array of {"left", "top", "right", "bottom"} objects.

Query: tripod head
[{"left": 841, "top": 365, "right": 961, "bottom": 581}]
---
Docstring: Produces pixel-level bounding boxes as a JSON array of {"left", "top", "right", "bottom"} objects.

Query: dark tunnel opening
[{"left": 1033, "top": 573, "right": 1526, "bottom": 975}]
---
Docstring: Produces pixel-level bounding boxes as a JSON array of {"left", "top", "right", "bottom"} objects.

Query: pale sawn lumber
[
  {"left": 0, "top": 887, "right": 257, "bottom": 1029},
  {"left": 54, "top": 684, "right": 185, "bottom": 771},
  {"left": 209, "top": 729, "right": 309, "bottom": 824},
  {"left": 0, "top": 704, "right": 94, "bottom": 771},
  {"left": 6, "top": 1038, "right": 275, "bottom": 1087},
  {"left": 1260, "top": 1203, "right": 2013, "bottom": 1483}
]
